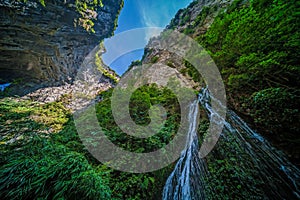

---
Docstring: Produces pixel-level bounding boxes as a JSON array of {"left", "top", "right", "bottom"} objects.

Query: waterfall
[
  {"left": 163, "top": 87, "right": 300, "bottom": 199},
  {"left": 221, "top": 110, "right": 300, "bottom": 198},
  {"left": 162, "top": 100, "right": 208, "bottom": 200}
]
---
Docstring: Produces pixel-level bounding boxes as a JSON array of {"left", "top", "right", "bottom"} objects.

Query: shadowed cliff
[{"left": 0, "top": 0, "right": 123, "bottom": 96}]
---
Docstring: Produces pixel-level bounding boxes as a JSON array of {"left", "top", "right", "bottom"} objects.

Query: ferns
[{"left": 0, "top": 138, "right": 111, "bottom": 199}]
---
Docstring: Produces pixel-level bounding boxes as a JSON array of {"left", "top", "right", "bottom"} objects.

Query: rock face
[
  {"left": 22, "top": 45, "right": 120, "bottom": 111},
  {"left": 0, "top": 0, "right": 122, "bottom": 95},
  {"left": 167, "top": 0, "right": 233, "bottom": 33},
  {"left": 136, "top": 0, "right": 234, "bottom": 91}
]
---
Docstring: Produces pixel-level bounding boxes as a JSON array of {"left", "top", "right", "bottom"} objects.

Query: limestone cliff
[
  {"left": 0, "top": 0, "right": 123, "bottom": 95},
  {"left": 138, "top": 0, "right": 233, "bottom": 90}
]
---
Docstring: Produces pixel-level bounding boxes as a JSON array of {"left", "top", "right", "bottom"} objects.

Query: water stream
[
  {"left": 163, "top": 87, "right": 300, "bottom": 199},
  {"left": 162, "top": 100, "right": 207, "bottom": 200}
]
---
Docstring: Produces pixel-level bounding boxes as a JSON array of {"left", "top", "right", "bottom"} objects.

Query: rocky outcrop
[
  {"left": 139, "top": 0, "right": 300, "bottom": 165},
  {"left": 0, "top": 0, "right": 122, "bottom": 96},
  {"left": 168, "top": 0, "right": 234, "bottom": 34},
  {"left": 135, "top": 0, "right": 234, "bottom": 91},
  {"left": 21, "top": 44, "right": 119, "bottom": 111},
  {"left": 22, "top": 80, "right": 113, "bottom": 111}
]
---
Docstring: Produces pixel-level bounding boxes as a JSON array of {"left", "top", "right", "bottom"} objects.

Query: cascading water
[
  {"left": 162, "top": 100, "right": 208, "bottom": 200},
  {"left": 163, "top": 87, "right": 300, "bottom": 199}
]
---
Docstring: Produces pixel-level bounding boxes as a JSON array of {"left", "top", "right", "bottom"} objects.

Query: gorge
[{"left": 0, "top": 0, "right": 299, "bottom": 199}]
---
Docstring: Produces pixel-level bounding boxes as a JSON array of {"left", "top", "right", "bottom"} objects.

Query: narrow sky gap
[{"left": 102, "top": 0, "right": 193, "bottom": 75}]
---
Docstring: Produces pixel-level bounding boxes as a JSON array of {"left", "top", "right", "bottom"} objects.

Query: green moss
[
  {"left": 31, "top": 102, "right": 69, "bottom": 131},
  {"left": 95, "top": 46, "right": 119, "bottom": 83},
  {"left": 0, "top": 99, "right": 69, "bottom": 138}
]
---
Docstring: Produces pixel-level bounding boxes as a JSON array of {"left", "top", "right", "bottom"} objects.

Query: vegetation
[
  {"left": 95, "top": 46, "right": 119, "bottom": 83},
  {"left": 169, "top": 0, "right": 300, "bottom": 196},
  {"left": 150, "top": 56, "right": 159, "bottom": 64},
  {"left": 0, "top": 138, "right": 111, "bottom": 199},
  {"left": 20, "top": 0, "right": 105, "bottom": 33},
  {"left": 1, "top": 0, "right": 299, "bottom": 199},
  {"left": 96, "top": 84, "right": 182, "bottom": 198},
  {"left": 179, "top": 0, "right": 300, "bottom": 158},
  {"left": 96, "top": 84, "right": 180, "bottom": 153},
  {"left": 0, "top": 84, "right": 181, "bottom": 199},
  {"left": 182, "top": 60, "right": 201, "bottom": 83},
  {"left": 0, "top": 99, "right": 109, "bottom": 199},
  {"left": 198, "top": 114, "right": 265, "bottom": 199},
  {"left": 204, "top": 136, "right": 265, "bottom": 199}
]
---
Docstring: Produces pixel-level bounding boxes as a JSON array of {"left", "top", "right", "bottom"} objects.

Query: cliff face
[
  {"left": 0, "top": 0, "right": 122, "bottom": 95},
  {"left": 141, "top": 0, "right": 300, "bottom": 163},
  {"left": 139, "top": 0, "right": 233, "bottom": 90},
  {"left": 167, "top": 0, "right": 233, "bottom": 32}
]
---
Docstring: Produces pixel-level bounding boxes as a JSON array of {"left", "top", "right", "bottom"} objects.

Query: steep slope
[
  {"left": 139, "top": 0, "right": 300, "bottom": 165},
  {"left": 0, "top": 0, "right": 122, "bottom": 96}
]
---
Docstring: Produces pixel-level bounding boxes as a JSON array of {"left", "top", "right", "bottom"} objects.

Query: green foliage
[
  {"left": 168, "top": 0, "right": 198, "bottom": 29},
  {"left": 124, "top": 60, "right": 142, "bottom": 74},
  {"left": 199, "top": 124, "right": 265, "bottom": 199},
  {"left": 247, "top": 87, "right": 299, "bottom": 137},
  {"left": 20, "top": 0, "right": 105, "bottom": 33},
  {"left": 96, "top": 84, "right": 180, "bottom": 153},
  {"left": 150, "top": 56, "right": 159, "bottom": 63},
  {"left": 0, "top": 98, "right": 111, "bottom": 199},
  {"left": 95, "top": 47, "right": 119, "bottom": 83},
  {"left": 3, "top": 0, "right": 300, "bottom": 198},
  {"left": 0, "top": 84, "right": 180, "bottom": 199},
  {"left": 175, "top": 0, "right": 300, "bottom": 195},
  {"left": 192, "top": 6, "right": 211, "bottom": 28},
  {"left": 20, "top": 0, "right": 45, "bottom": 7},
  {"left": 166, "top": 61, "right": 175, "bottom": 68},
  {"left": 180, "top": 13, "right": 190, "bottom": 26},
  {"left": 183, "top": 26, "right": 194, "bottom": 35},
  {"left": 196, "top": 0, "right": 300, "bottom": 148},
  {"left": 203, "top": 0, "right": 300, "bottom": 92},
  {"left": 74, "top": 0, "right": 104, "bottom": 33},
  {"left": 0, "top": 99, "right": 69, "bottom": 147},
  {"left": 183, "top": 60, "right": 201, "bottom": 82},
  {"left": 0, "top": 139, "right": 111, "bottom": 199},
  {"left": 31, "top": 102, "right": 69, "bottom": 131},
  {"left": 95, "top": 84, "right": 180, "bottom": 198},
  {"left": 109, "top": 171, "right": 171, "bottom": 200}
]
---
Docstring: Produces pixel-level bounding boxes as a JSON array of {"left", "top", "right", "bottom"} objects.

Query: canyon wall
[{"left": 0, "top": 0, "right": 122, "bottom": 95}]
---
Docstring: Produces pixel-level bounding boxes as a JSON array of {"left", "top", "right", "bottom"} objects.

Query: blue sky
[{"left": 102, "top": 0, "right": 193, "bottom": 75}]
